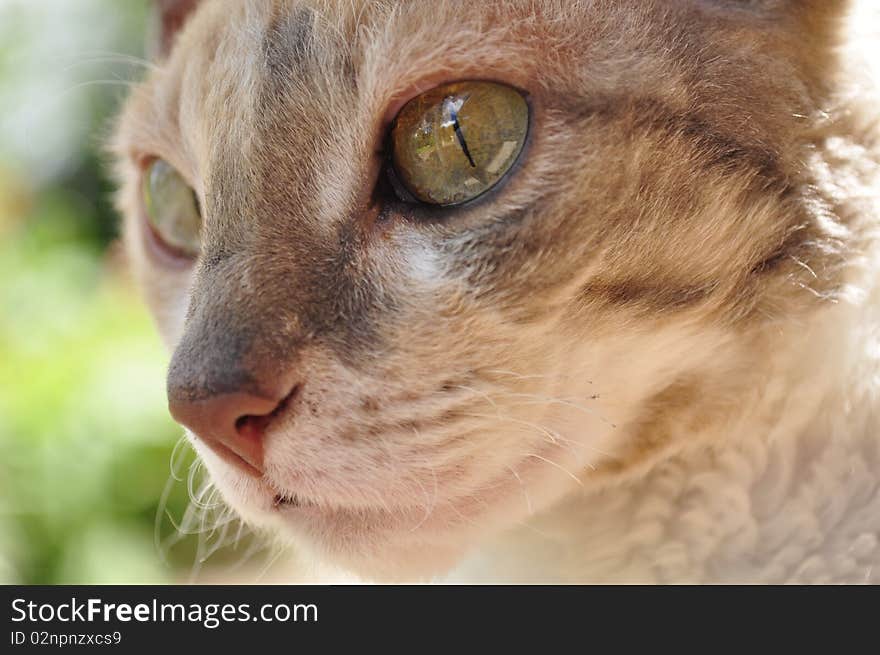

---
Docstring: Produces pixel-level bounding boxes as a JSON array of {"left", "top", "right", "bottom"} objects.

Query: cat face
[{"left": 114, "top": 0, "right": 851, "bottom": 579}]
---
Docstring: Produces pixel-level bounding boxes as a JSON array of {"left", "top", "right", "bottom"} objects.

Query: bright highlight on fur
[{"left": 113, "top": 0, "right": 880, "bottom": 583}]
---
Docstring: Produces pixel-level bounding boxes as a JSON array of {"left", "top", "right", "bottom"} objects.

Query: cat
[{"left": 112, "top": 0, "right": 880, "bottom": 583}]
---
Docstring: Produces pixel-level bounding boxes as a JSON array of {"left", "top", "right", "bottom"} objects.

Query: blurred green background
[{"left": 0, "top": 0, "right": 272, "bottom": 584}]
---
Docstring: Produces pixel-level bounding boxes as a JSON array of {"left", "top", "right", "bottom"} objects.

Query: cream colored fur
[
  {"left": 451, "top": 253, "right": 880, "bottom": 583},
  {"left": 113, "top": 0, "right": 880, "bottom": 583}
]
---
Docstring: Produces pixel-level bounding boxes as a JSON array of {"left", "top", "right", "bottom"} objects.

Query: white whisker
[
  {"left": 507, "top": 466, "right": 533, "bottom": 515},
  {"left": 523, "top": 452, "right": 585, "bottom": 487}
]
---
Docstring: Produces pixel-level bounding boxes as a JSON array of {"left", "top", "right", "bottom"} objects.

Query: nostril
[
  {"left": 234, "top": 384, "right": 299, "bottom": 442},
  {"left": 168, "top": 382, "right": 300, "bottom": 478},
  {"left": 234, "top": 414, "right": 269, "bottom": 447}
]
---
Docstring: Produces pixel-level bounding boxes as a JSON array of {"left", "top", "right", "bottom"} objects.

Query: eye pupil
[
  {"left": 444, "top": 96, "right": 478, "bottom": 168},
  {"left": 390, "top": 81, "right": 529, "bottom": 206}
]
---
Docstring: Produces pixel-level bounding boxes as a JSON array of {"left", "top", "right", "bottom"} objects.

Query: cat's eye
[
  {"left": 389, "top": 81, "right": 529, "bottom": 206},
  {"left": 142, "top": 158, "right": 202, "bottom": 258}
]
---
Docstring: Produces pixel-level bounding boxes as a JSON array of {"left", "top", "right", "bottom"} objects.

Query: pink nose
[
  {"left": 164, "top": 283, "right": 299, "bottom": 477},
  {"left": 168, "top": 386, "right": 292, "bottom": 477}
]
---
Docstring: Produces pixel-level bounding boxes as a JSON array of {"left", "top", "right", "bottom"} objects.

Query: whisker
[
  {"left": 187, "top": 459, "right": 223, "bottom": 511},
  {"left": 154, "top": 436, "right": 198, "bottom": 566},
  {"left": 442, "top": 499, "right": 480, "bottom": 528},
  {"left": 255, "top": 545, "right": 288, "bottom": 582},
  {"left": 513, "top": 519, "right": 557, "bottom": 540},
  {"left": 232, "top": 521, "right": 248, "bottom": 551},
  {"left": 483, "top": 369, "right": 561, "bottom": 382},
  {"left": 451, "top": 384, "right": 499, "bottom": 409},
  {"left": 225, "top": 535, "right": 271, "bottom": 574},
  {"left": 408, "top": 450, "right": 438, "bottom": 532},
  {"left": 169, "top": 435, "right": 191, "bottom": 482},
  {"left": 507, "top": 465, "right": 533, "bottom": 515},
  {"left": 63, "top": 50, "right": 158, "bottom": 72},
  {"left": 523, "top": 452, "right": 586, "bottom": 487},
  {"left": 494, "top": 391, "right": 616, "bottom": 428},
  {"left": 461, "top": 412, "right": 558, "bottom": 444}
]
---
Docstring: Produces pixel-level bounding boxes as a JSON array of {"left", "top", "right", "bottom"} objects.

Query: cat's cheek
[
  {"left": 142, "top": 270, "right": 193, "bottom": 350},
  {"left": 122, "top": 216, "right": 195, "bottom": 351},
  {"left": 397, "top": 235, "right": 446, "bottom": 289}
]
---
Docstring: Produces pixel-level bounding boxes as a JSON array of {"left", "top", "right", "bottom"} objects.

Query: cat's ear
[{"left": 150, "top": 0, "right": 201, "bottom": 59}]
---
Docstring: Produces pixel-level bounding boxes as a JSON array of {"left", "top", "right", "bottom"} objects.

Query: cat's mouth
[
  {"left": 272, "top": 492, "right": 318, "bottom": 510},
  {"left": 256, "top": 438, "right": 576, "bottom": 531}
]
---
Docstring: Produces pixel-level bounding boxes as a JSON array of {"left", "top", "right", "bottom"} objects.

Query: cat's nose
[
  {"left": 164, "top": 262, "right": 301, "bottom": 478},
  {"left": 167, "top": 370, "right": 295, "bottom": 478}
]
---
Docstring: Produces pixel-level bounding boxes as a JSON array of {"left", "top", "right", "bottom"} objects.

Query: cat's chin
[
  {"left": 193, "top": 453, "right": 466, "bottom": 581},
  {"left": 194, "top": 431, "right": 588, "bottom": 581},
  {"left": 276, "top": 510, "right": 467, "bottom": 582},
  {"left": 249, "top": 498, "right": 470, "bottom": 582}
]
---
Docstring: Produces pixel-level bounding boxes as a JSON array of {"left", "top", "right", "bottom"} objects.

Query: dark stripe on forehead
[
  {"left": 263, "top": 4, "right": 318, "bottom": 82},
  {"left": 254, "top": 3, "right": 354, "bottom": 202},
  {"left": 259, "top": 2, "right": 356, "bottom": 102}
]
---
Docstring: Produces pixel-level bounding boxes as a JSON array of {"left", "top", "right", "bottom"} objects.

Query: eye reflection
[{"left": 389, "top": 81, "right": 529, "bottom": 206}]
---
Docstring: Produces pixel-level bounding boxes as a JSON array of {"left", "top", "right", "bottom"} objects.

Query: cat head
[{"left": 113, "top": 0, "right": 859, "bottom": 580}]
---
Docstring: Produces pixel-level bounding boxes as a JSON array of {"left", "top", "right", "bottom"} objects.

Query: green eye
[
  {"left": 389, "top": 81, "right": 529, "bottom": 206},
  {"left": 142, "top": 159, "right": 202, "bottom": 257}
]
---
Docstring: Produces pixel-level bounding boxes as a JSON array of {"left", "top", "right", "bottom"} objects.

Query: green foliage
[
  {"left": 0, "top": 165, "right": 216, "bottom": 580},
  {"left": 0, "top": 0, "right": 263, "bottom": 584}
]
